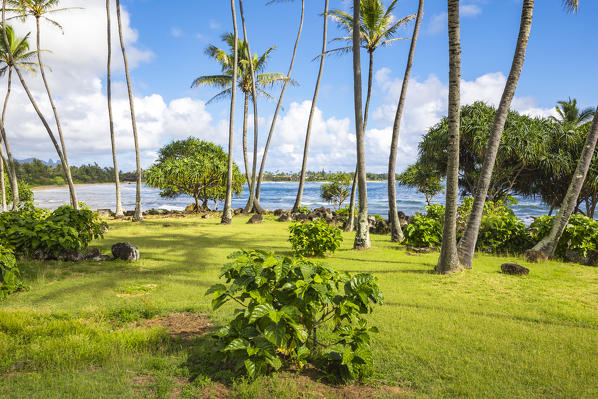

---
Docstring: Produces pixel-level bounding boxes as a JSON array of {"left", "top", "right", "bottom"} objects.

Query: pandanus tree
[
  {"left": 436, "top": 0, "right": 462, "bottom": 274},
  {"left": 351, "top": 0, "right": 370, "bottom": 250},
  {"left": 2, "top": 0, "right": 72, "bottom": 212},
  {"left": 221, "top": 0, "right": 239, "bottom": 225},
  {"left": 192, "top": 34, "right": 290, "bottom": 213},
  {"left": 327, "top": 0, "right": 414, "bottom": 230},
  {"left": 0, "top": 24, "right": 36, "bottom": 211},
  {"left": 292, "top": 0, "right": 328, "bottom": 213},
  {"left": 105, "top": 0, "right": 123, "bottom": 217},
  {"left": 458, "top": 0, "right": 580, "bottom": 268},
  {"left": 116, "top": 0, "right": 142, "bottom": 222},
  {"left": 8, "top": 0, "right": 80, "bottom": 209}
]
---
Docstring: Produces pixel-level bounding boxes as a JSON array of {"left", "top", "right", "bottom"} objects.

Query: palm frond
[{"left": 191, "top": 74, "right": 232, "bottom": 89}]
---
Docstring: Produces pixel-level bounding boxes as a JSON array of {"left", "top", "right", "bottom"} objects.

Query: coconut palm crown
[
  {"left": 0, "top": 24, "right": 36, "bottom": 74},
  {"left": 6, "top": 0, "right": 80, "bottom": 31},
  {"left": 328, "top": 0, "right": 415, "bottom": 55},
  {"left": 192, "top": 33, "right": 292, "bottom": 103},
  {"left": 551, "top": 97, "right": 595, "bottom": 127}
]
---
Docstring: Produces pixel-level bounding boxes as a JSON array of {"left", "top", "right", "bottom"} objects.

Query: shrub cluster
[
  {"left": 0, "top": 245, "right": 26, "bottom": 300},
  {"left": 289, "top": 220, "right": 343, "bottom": 257},
  {"left": 0, "top": 202, "right": 108, "bottom": 258},
  {"left": 529, "top": 214, "right": 598, "bottom": 258},
  {"left": 206, "top": 250, "right": 383, "bottom": 382}
]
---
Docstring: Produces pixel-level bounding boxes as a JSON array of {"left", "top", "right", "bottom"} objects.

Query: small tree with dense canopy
[
  {"left": 320, "top": 172, "right": 352, "bottom": 209},
  {"left": 145, "top": 138, "right": 244, "bottom": 212},
  {"left": 397, "top": 163, "right": 443, "bottom": 206}
]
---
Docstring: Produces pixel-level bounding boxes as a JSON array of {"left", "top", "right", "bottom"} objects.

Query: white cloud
[
  {"left": 170, "top": 27, "right": 182, "bottom": 37},
  {"left": 461, "top": 4, "right": 482, "bottom": 17}
]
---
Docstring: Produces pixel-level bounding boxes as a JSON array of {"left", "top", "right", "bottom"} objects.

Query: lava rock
[
  {"left": 277, "top": 213, "right": 292, "bottom": 222},
  {"left": 524, "top": 249, "right": 548, "bottom": 263},
  {"left": 97, "top": 209, "right": 114, "bottom": 218},
  {"left": 273, "top": 209, "right": 286, "bottom": 216},
  {"left": 247, "top": 214, "right": 263, "bottom": 224},
  {"left": 501, "top": 263, "right": 530, "bottom": 276},
  {"left": 124, "top": 210, "right": 135, "bottom": 217},
  {"left": 406, "top": 245, "right": 436, "bottom": 254},
  {"left": 234, "top": 208, "right": 244, "bottom": 215},
  {"left": 57, "top": 250, "right": 84, "bottom": 262},
  {"left": 111, "top": 242, "right": 140, "bottom": 262},
  {"left": 565, "top": 250, "right": 584, "bottom": 264},
  {"left": 202, "top": 213, "right": 211, "bottom": 219},
  {"left": 584, "top": 250, "right": 598, "bottom": 266},
  {"left": 293, "top": 213, "right": 310, "bottom": 222}
]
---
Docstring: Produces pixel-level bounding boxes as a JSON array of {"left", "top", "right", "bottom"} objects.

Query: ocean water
[{"left": 33, "top": 181, "right": 551, "bottom": 222}]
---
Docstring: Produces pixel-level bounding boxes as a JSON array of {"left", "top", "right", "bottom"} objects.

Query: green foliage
[
  {"left": 0, "top": 202, "right": 107, "bottom": 257},
  {"left": 288, "top": 220, "right": 343, "bottom": 257},
  {"left": 334, "top": 205, "right": 356, "bottom": 218},
  {"left": 403, "top": 212, "right": 443, "bottom": 248},
  {"left": 530, "top": 214, "right": 598, "bottom": 258},
  {"left": 3, "top": 172, "right": 33, "bottom": 203},
  {"left": 0, "top": 245, "right": 26, "bottom": 300},
  {"left": 11, "top": 159, "right": 131, "bottom": 186},
  {"left": 320, "top": 173, "right": 352, "bottom": 209},
  {"left": 145, "top": 138, "right": 244, "bottom": 211},
  {"left": 295, "top": 206, "right": 310, "bottom": 215},
  {"left": 206, "top": 250, "right": 383, "bottom": 382},
  {"left": 397, "top": 163, "right": 444, "bottom": 206}
]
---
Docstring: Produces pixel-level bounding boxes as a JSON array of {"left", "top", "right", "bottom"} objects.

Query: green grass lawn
[{"left": 1, "top": 214, "right": 597, "bottom": 398}]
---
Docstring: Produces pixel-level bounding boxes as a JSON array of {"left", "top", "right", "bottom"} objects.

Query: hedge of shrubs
[{"left": 403, "top": 197, "right": 598, "bottom": 258}]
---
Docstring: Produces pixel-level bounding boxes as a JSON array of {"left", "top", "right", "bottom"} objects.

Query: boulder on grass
[
  {"left": 273, "top": 209, "right": 286, "bottom": 216},
  {"left": 97, "top": 209, "right": 114, "bottom": 218},
  {"left": 565, "top": 250, "right": 584, "bottom": 264},
  {"left": 57, "top": 250, "right": 84, "bottom": 262},
  {"left": 247, "top": 214, "right": 263, "bottom": 224},
  {"left": 202, "top": 213, "right": 211, "bottom": 219},
  {"left": 584, "top": 250, "right": 598, "bottom": 266},
  {"left": 277, "top": 213, "right": 292, "bottom": 222},
  {"left": 524, "top": 249, "right": 547, "bottom": 263},
  {"left": 112, "top": 242, "right": 140, "bottom": 262},
  {"left": 501, "top": 263, "right": 529, "bottom": 276}
]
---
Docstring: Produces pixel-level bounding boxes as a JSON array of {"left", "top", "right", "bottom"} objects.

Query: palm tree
[
  {"left": 435, "top": 0, "right": 461, "bottom": 274},
  {"left": 351, "top": 0, "right": 370, "bottom": 250},
  {"left": 105, "top": 0, "right": 123, "bottom": 217},
  {"left": 8, "top": 0, "right": 80, "bottom": 209},
  {"left": 0, "top": 24, "right": 35, "bottom": 210},
  {"left": 2, "top": 4, "right": 69, "bottom": 215},
  {"left": 550, "top": 97, "right": 595, "bottom": 127},
  {"left": 115, "top": 0, "right": 142, "bottom": 222},
  {"left": 192, "top": 35, "right": 289, "bottom": 213},
  {"left": 327, "top": 0, "right": 414, "bottom": 227},
  {"left": 388, "top": 0, "right": 423, "bottom": 242},
  {"left": 457, "top": 0, "right": 534, "bottom": 269},
  {"left": 221, "top": 0, "right": 239, "bottom": 225},
  {"left": 255, "top": 0, "right": 305, "bottom": 201},
  {"left": 292, "top": 0, "right": 329, "bottom": 213}
]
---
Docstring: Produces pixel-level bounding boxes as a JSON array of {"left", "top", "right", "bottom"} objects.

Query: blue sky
[{"left": 4, "top": 0, "right": 598, "bottom": 172}]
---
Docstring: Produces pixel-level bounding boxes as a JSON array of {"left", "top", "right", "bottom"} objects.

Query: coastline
[{"left": 31, "top": 182, "right": 132, "bottom": 192}]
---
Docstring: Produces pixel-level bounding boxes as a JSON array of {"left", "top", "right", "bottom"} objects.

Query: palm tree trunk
[
  {"left": 238, "top": 0, "right": 263, "bottom": 215},
  {"left": 344, "top": 166, "right": 357, "bottom": 232},
  {"left": 293, "top": 0, "right": 329, "bottom": 213},
  {"left": 1, "top": 67, "right": 18, "bottom": 210},
  {"left": 256, "top": 0, "right": 305, "bottom": 201},
  {"left": 106, "top": 0, "right": 123, "bottom": 217},
  {"left": 241, "top": 92, "right": 252, "bottom": 208},
  {"left": 222, "top": 0, "right": 239, "bottom": 225},
  {"left": 0, "top": 155, "right": 5, "bottom": 211},
  {"left": 352, "top": 0, "right": 370, "bottom": 251},
  {"left": 35, "top": 17, "right": 78, "bottom": 210},
  {"left": 388, "top": 0, "right": 424, "bottom": 243},
  {"left": 2, "top": 2, "right": 68, "bottom": 210},
  {"left": 436, "top": 0, "right": 462, "bottom": 274},
  {"left": 116, "top": 0, "right": 142, "bottom": 222},
  {"left": 458, "top": 0, "right": 534, "bottom": 268},
  {"left": 532, "top": 108, "right": 598, "bottom": 258}
]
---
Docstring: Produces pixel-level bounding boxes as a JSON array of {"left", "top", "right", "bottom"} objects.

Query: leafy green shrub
[
  {"left": 0, "top": 202, "right": 107, "bottom": 257},
  {"left": 529, "top": 214, "right": 598, "bottom": 258},
  {"left": 295, "top": 206, "right": 310, "bottom": 215},
  {"left": 0, "top": 245, "right": 27, "bottom": 300},
  {"left": 289, "top": 220, "right": 342, "bottom": 257},
  {"left": 403, "top": 204, "right": 444, "bottom": 247},
  {"left": 206, "top": 250, "right": 383, "bottom": 382},
  {"left": 3, "top": 172, "right": 33, "bottom": 203},
  {"left": 334, "top": 205, "right": 356, "bottom": 218}
]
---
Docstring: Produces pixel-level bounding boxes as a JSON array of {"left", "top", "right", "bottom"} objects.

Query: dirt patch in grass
[{"left": 138, "top": 312, "right": 213, "bottom": 341}]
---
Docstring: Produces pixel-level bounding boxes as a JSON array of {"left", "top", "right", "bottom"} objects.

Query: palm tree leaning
[
  {"left": 0, "top": 24, "right": 36, "bottom": 210},
  {"left": 351, "top": 0, "right": 370, "bottom": 250},
  {"left": 105, "top": 0, "right": 123, "bottom": 217},
  {"left": 9, "top": 0, "right": 79, "bottom": 209},
  {"left": 115, "top": 0, "right": 142, "bottom": 222},
  {"left": 255, "top": 0, "right": 305, "bottom": 202},
  {"left": 328, "top": 0, "right": 414, "bottom": 230},
  {"left": 435, "top": 0, "right": 461, "bottom": 274},
  {"left": 457, "top": 0, "right": 535, "bottom": 269},
  {"left": 2, "top": 1, "right": 70, "bottom": 212},
  {"left": 192, "top": 35, "right": 289, "bottom": 213},
  {"left": 221, "top": 0, "right": 239, "bottom": 225},
  {"left": 387, "top": 0, "right": 424, "bottom": 242},
  {"left": 292, "top": 0, "right": 329, "bottom": 213}
]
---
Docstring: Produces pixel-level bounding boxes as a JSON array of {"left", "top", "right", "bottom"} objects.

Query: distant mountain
[{"left": 16, "top": 158, "right": 61, "bottom": 167}]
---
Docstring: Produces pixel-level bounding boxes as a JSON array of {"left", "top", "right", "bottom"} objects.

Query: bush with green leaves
[
  {"left": 289, "top": 220, "right": 342, "bottom": 257},
  {"left": 529, "top": 214, "right": 598, "bottom": 258},
  {"left": 295, "top": 206, "right": 310, "bottom": 215},
  {"left": 0, "top": 202, "right": 107, "bottom": 258},
  {"left": 206, "top": 250, "right": 383, "bottom": 382},
  {"left": 3, "top": 172, "right": 33, "bottom": 203},
  {"left": 403, "top": 204, "right": 444, "bottom": 247},
  {"left": 0, "top": 245, "right": 27, "bottom": 300}
]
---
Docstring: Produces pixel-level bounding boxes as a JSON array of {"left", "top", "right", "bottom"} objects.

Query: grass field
[{"left": 1, "top": 214, "right": 597, "bottom": 398}]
